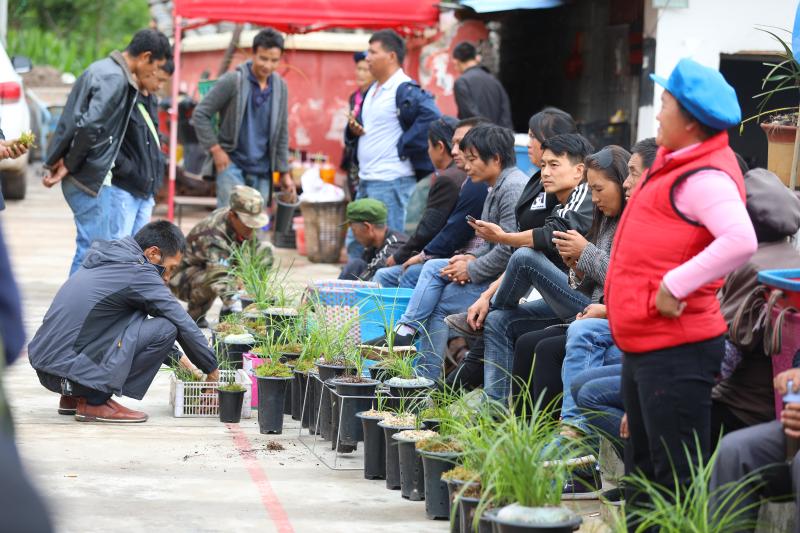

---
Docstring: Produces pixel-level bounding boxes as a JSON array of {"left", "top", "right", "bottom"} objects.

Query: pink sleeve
[{"left": 662, "top": 170, "right": 757, "bottom": 299}]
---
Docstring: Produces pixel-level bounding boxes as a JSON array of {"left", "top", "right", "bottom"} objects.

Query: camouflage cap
[
  {"left": 230, "top": 185, "right": 269, "bottom": 229},
  {"left": 345, "top": 198, "right": 388, "bottom": 225}
]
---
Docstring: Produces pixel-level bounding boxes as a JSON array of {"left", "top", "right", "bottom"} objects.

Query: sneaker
[
  {"left": 562, "top": 461, "right": 602, "bottom": 500},
  {"left": 444, "top": 313, "right": 483, "bottom": 338}
]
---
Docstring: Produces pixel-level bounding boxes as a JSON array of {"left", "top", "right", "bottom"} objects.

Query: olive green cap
[{"left": 345, "top": 198, "right": 387, "bottom": 225}]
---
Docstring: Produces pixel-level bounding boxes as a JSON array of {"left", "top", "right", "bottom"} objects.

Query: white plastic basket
[{"left": 169, "top": 369, "right": 252, "bottom": 418}]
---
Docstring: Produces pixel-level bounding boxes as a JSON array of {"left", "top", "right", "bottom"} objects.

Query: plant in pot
[
  {"left": 226, "top": 234, "right": 275, "bottom": 310},
  {"left": 384, "top": 353, "right": 434, "bottom": 413},
  {"left": 609, "top": 440, "right": 764, "bottom": 533},
  {"left": 254, "top": 358, "right": 293, "bottom": 434},
  {"left": 330, "top": 349, "right": 380, "bottom": 447},
  {"left": 211, "top": 316, "right": 248, "bottom": 359},
  {"left": 356, "top": 392, "right": 394, "bottom": 480},
  {"left": 217, "top": 381, "right": 246, "bottom": 424},
  {"left": 417, "top": 435, "right": 464, "bottom": 520},
  {"left": 378, "top": 411, "right": 424, "bottom": 491},
  {"left": 478, "top": 397, "right": 584, "bottom": 533},
  {"left": 393, "top": 427, "right": 439, "bottom": 501},
  {"left": 741, "top": 27, "right": 800, "bottom": 188},
  {"left": 219, "top": 332, "right": 255, "bottom": 370}
]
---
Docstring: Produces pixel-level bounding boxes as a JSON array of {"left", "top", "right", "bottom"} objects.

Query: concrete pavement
[{"left": 1, "top": 167, "right": 451, "bottom": 533}]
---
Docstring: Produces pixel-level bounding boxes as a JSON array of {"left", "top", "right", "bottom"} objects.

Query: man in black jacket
[
  {"left": 102, "top": 60, "right": 173, "bottom": 239},
  {"left": 43, "top": 29, "right": 172, "bottom": 276},
  {"left": 452, "top": 42, "right": 513, "bottom": 130},
  {"left": 28, "top": 221, "right": 218, "bottom": 423},
  {"left": 340, "top": 199, "right": 407, "bottom": 281}
]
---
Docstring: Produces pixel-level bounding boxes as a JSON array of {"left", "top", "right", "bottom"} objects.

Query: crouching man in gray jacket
[{"left": 28, "top": 221, "right": 219, "bottom": 423}]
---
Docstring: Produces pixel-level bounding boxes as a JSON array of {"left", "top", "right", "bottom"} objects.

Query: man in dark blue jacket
[
  {"left": 43, "top": 29, "right": 172, "bottom": 276},
  {"left": 28, "top": 221, "right": 218, "bottom": 423}
]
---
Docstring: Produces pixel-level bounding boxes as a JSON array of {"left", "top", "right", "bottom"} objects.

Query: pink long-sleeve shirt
[{"left": 661, "top": 144, "right": 758, "bottom": 299}]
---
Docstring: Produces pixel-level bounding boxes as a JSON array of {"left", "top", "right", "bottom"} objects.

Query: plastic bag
[{"left": 298, "top": 167, "right": 345, "bottom": 203}]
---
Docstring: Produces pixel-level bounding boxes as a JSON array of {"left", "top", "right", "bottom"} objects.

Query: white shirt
[{"left": 357, "top": 68, "right": 415, "bottom": 182}]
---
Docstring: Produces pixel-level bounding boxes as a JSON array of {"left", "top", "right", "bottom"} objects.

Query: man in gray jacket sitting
[
  {"left": 28, "top": 221, "right": 219, "bottom": 423},
  {"left": 192, "top": 27, "right": 296, "bottom": 208}
]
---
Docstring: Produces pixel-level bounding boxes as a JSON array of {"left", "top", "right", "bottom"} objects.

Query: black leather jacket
[
  {"left": 46, "top": 51, "right": 138, "bottom": 196},
  {"left": 112, "top": 93, "right": 165, "bottom": 199}
]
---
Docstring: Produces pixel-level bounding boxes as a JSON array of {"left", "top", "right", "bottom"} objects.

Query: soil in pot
[
  {"left": 218, "top": 388, "right": 245, "bottom": 423},
  {"left": 483, "top": 505, "right": 582, "bottom": 533},
  {"left": 386, "top": 377, "right": 434, "bottom": 413},
  {"left": 420, "top": 451, "right": 461, "bottom": 520},
  {"left": 256, "top": 376, "right": 291, "bottom": 434},
  {"left": 357, "top": 410, "right": 390, "bottom": 480},
  {"left": 378, "top": 417, "right": 418, "bottom": 491},
  {"left": 393, "top": 429, "right": 437, "bottom": 501},
  {"left": 332, "top": 377, "right": 379, "bottom": 445}
]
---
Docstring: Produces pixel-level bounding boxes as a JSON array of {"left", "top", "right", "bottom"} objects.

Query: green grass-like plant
[{"left": 255, "top": 359, "right": 293, "bottom": 379}]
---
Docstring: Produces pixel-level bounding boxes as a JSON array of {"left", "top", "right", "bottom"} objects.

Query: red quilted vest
[{"left": 605, "top": 132, "right": 745, "bottom": 353}]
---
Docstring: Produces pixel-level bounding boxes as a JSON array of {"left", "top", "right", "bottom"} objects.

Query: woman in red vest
[{"left": 604, "top": 58, "right": 757, "bottom": 521}]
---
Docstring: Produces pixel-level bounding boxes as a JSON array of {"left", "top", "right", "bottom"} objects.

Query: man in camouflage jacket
[{"left": 170, "top": 185, "right": 272, "bottom": 323}]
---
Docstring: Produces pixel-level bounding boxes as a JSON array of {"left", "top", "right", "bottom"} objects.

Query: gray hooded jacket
[{"left": 28, "top": 237, "right": 217, "bottom": 396}]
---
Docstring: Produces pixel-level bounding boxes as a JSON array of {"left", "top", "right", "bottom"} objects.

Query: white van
[{"left": 0, "top": 43, "right": 31, "bottom": 201}]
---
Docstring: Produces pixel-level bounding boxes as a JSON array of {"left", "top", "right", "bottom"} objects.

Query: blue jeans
[
  {"left": 373, "top": 263, "right": 423, "bottom": 289},
  {"left": 100, "top": 185, "right": 155, "bottom": 240},
  {"left": 400, "top": 258, "right": 489, "bottom": 380},
  {"left": 483, "top": 247, "right": 591, "bottom": 401},
  {"left": 493, "top": 247, "right": 591, "bottom": 318},
  {"left": 571, "top": 364, "right": 623, "bottom": 454},
  {"left": 216, "top": 161, "right": 271, "bottom": 210},
  {"left": 561, "top": 318, "right": 623, "bottom": 431},
  {"left": 62, "top": 179, "right": 107, "bottom": 276},
  {"left": 483, "top": 301, "right": 561, "bottom": 401},
  {"left": 346, "top": 176, "right": 416, "bottom": 259}
]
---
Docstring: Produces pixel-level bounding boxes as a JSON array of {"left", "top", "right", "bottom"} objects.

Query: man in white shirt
[{"left": 346, "top": 29, "right": 440, "bottom": 258}]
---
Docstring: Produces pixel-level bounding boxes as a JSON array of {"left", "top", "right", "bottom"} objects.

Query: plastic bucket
[
  {"left": 355, "top": 288, "right": 414, "bottom": 342},
  {"left": 275, "top": 192, "right": 300, "bottom": 234},
  {"left": 758, "top": 269, "right": 800, "bottom": 308},
  {"left": 293, "top": 217, "right": 306, "bottom": 256}
]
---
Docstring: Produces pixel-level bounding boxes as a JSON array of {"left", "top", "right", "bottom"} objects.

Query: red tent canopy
[{"left": 173, "top": 0, "right": 441, "bottom": 34}]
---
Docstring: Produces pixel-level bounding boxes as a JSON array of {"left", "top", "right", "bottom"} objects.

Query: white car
[{"left": 0, "top": 42, "right": 31, "bottom": 201}]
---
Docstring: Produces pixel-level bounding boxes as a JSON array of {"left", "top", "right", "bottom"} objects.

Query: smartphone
[{"left": 465, "top": 215, "right": 477, "bottom": 223}]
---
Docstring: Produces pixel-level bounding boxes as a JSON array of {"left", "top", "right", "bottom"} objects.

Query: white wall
[{"left": 637, "top": 0, "right": 797, "bottom": 140}]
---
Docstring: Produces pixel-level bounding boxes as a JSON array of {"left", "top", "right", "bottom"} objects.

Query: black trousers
[
  {"left": 511, "top": 327, "right": 566, "bottom": 417},
  {"left": 622, "top": 335, "right": 724, "bottom": 527},
  {"left": 37, "top": 317, "right": 179, "bottom": 405}
]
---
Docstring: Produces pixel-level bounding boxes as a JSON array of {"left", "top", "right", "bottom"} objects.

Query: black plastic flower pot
[
  {"left": 422, "top": 418, "right": 442, "bottom": 432},
  {"left": 319, "top": 379, "right": 333, "bottom": 440},
  {"left": 222, "top": 342, "right": 253, "bottom": 369},
  {"left": 368, "top": 365, "right": 397, "bottom": 382},
  {"left": 329, "top": 382, "right": 357, "bottom": 453},
  {"left": 291, "top": 369, "right": 305, "bottom": 421},
  {"left": 357, "top": 412, "right": 386, "bottom": 480},
  {"left": 316, "top": 363, "right": 354, "bottom": 382},
  {"left": 299, "top": 372, "right": 311, "bottom": 429},
  {"left": 307, "top": 372, "right": 320, "bottom": 435},
  {"left": 388, "top": 382, "right": 434, "bottom": 413},
  {"left": 280, "top": 351, "right": 301, "bottom": 364},
  {"left": 332, "top": 378, "right": 379, "bottom": 445},
  {"left": 264, "top": 309, "right": 298, "bottom": 338},
  {"left": 482, "top": 507, "right": 582, "bottom": 533},
  {"left": 379, "top": 423, "right": 414, "bottom": 490},
  {"left": 395, "top": 435, "right": 425, "bottom": 501},
  {"left": 256, "top": 376, "right": 291, "bottom": 434},
  {"left": 461, "top": 498, "right": 493, "bottom": 533},
  {"left": 241, "top": 296, "right": 255, "bottom": 309},
  {"left": 420, "top": 451, "right": 460, "bottom": 520},
  {"left": 218, "top": 389, "right": 245, "bottom": 423},
  {"left": 283, "top": 365, "right": 294, "bottom": 416}
]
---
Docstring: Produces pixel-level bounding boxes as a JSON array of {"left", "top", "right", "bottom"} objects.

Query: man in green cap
[
  {"left": 339, "top": 198, "right": 407, "bottom": 281},
  {"left": 170, "top": 185, "right": 273, "bottom": 325}
]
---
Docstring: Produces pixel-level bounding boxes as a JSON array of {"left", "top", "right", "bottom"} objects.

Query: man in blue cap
[{"left": 605, "top": 57, "right": 757, "bottom": 525}]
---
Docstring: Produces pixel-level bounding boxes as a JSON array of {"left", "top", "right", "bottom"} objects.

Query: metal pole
[{"left": 167, "top": 14, "right": 182, "bottom": 222}]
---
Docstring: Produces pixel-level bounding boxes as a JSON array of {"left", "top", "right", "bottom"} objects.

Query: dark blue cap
[{"left": 650, "top": 58, "right": 741, "bottom": 130}]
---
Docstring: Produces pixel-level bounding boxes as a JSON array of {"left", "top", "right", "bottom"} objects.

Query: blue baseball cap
[{"left": 650, "top": 58, "right": 741, "bottom": 130}]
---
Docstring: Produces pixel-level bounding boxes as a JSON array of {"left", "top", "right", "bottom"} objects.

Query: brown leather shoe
[
  {"left": 74, "top": 398, "right": 148, "bottom": 423},
  {"left": 444, "top": 312, "right": 483, "bottom": 338},
  {"left": 58, "top": 395, "right": 79, "bottom": 415}
]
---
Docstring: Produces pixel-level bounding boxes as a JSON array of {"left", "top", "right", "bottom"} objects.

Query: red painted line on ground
[{"left": 228, "top": 423, "right": 294, "bottom": 533}]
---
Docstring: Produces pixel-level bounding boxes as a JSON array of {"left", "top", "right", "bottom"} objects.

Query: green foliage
[
  {"left": 741, "top": 26, "right": 800, "bottom": 129},
  {"left": 218, "top": 382, "right": 245, "bottom": 392},
  {"left": 8, "top": 0, "right": 151, "bottom": 75},
  {"left": 255, "top": 359, "right": 293, "bottom": 378},
  {"left": 613, "top": 440, "right": 764, "bottom": 533}
]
